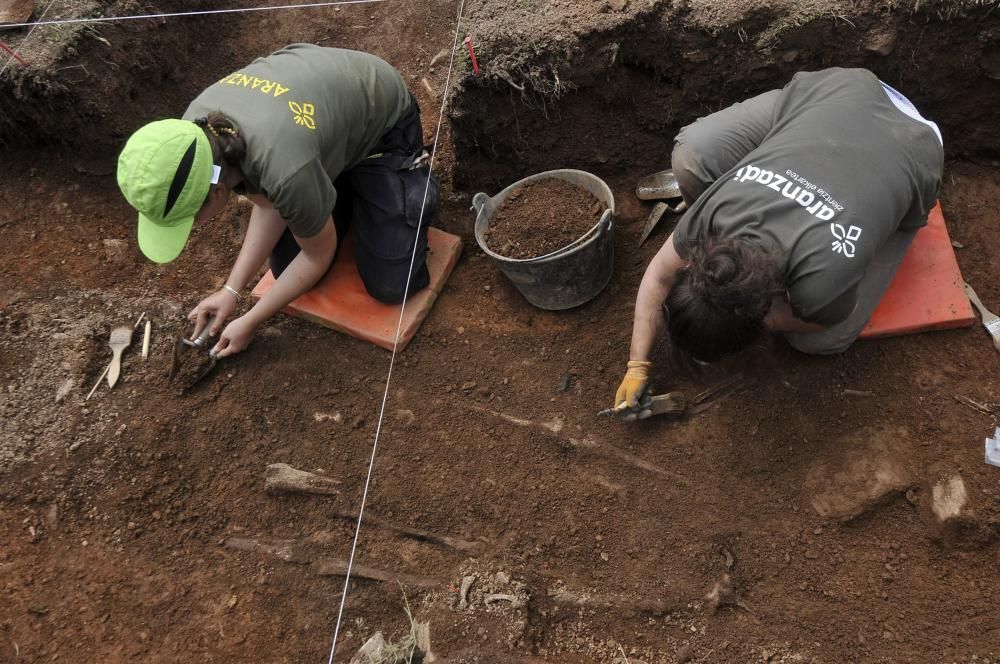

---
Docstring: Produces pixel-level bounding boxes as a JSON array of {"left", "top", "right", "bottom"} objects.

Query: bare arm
[
  {"left": 629, "top": 232, "right": 688, "bottom": 360},
  {"left": 244, "top": 215, "right": 337, "bottom": 326},
  {"left": 226, "top": 201, "right": 288, "bottom": 293},
  {"left": 191, "top": 201, "right": 287, "bottom": 339},
  {"left": 212, "top": 213, "right": 336, "bottom": 358}
]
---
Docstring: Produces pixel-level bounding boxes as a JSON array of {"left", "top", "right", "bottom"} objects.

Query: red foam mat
[
  {"left": 860, "top": 203, "right": 975, "bottom": 339},
  {"left": 251, "top": 227, "right": 462, "bottom": 351}
]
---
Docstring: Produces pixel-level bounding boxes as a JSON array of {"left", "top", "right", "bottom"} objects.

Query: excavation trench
[
  {"left": 449, "top": 2, "right": 1000, "bottom": 192},
  {"left": 2, "top": 3, "right": 998, "bottom": 180},
  {"left": 3, "top": 2, "right": 1000, "bottom": 662}
]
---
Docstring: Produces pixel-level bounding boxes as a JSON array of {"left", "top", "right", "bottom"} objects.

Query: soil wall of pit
[{"left": 450, "top": 3, "right": 1000, "bottom": 192}]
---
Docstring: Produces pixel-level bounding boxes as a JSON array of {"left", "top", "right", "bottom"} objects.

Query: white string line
[
  {"left": 0, "top": 0, "right": 57, "bottom": 77},
  {"left": 324, "top": 0, "right": 467, "bottom": 661},
  {"left": 0, "top": 0, "right": 387, "bottom": 30}
]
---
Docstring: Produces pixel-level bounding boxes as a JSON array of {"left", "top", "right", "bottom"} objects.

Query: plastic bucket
[{"left": 472, "top": 169, "right": 615, "bottom": 310}]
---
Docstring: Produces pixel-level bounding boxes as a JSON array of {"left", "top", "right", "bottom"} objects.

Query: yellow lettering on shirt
[
  {"left": 288, "top": 101, "right": 316, "bottom": 130},
  {"left": 213, "top": 70, "right": 293, "bottom": 99}
]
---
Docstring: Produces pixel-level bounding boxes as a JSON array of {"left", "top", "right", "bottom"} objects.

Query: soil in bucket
[{"left": 484, "top": 178, "right": 605, "bottom": 259}]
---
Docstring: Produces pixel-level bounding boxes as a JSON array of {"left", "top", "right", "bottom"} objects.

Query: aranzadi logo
[
  {"left": 830, "top": 223, "right": 862, "bottom": 257},
  {"left": 288, "top": 101, "right": 316, "bottom": 129}
]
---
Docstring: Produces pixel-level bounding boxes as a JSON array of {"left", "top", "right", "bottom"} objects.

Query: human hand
[
  {"left": 187, "top": 288, "right": 239, "bottom": 341},
  {"left": 213, "top": 314, "right": 257, "bottom": 358},
  {"left": 613, "top": 360, "right": 653, "bottom": 413},
  {"left": 620, "top": 394, "right": 655, "bottom": 422}
]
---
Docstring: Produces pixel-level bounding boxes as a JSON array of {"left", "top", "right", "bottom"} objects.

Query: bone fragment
[
  {"left": 428, "top": 48, "right": 449, "bottom": 69},
  {"left": 315, "top": 558, "right": 440, "bottom": 589},
  {"left": 421, "top": 77, "right": 436, "bottom": 98},
  {"left": 484, "top": 593, "right": 522, "bottom": 607},
  {"left": 265, "top": 463, "right": 340, "bottom": 496},
  {"left": 473, "top": 406, "right": 678, "bottom": 480},
  {"left": 459, "top": 574, "right": 476, "bottom": 610},
  {"left": 705, "top": 573, "right": 757, "bottom": 619},
  {"left": 568, "top": 435, "right": 683, "bottom": 481},
  {"left": 223, "top": 537, "right": 310, "bottom": 564},
  {"left": 331, "top": 510, "right": 486, "bottom": 556}
]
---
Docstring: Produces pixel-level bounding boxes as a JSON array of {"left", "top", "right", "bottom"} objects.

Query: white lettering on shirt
[{"left": 732, "top": 163, "right": 846, "bottom": 225}]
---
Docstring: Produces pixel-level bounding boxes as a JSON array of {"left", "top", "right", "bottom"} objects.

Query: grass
[
  {"left": 755, "top": 7, "right": 858, "bottom": 50},
  {"left": 353, "top": 590, "right": 427, "bottom": 664},
  {"left": 1, "top": 0, "right": 103, "bottom": 75}
]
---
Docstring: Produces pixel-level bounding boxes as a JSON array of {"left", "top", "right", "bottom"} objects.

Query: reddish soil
[
  {"left": 485, "top": 179, "right": 604, "bottom": 259},
  {"left": 2, "top": 2, "right": 1000, "bottom": 664}
]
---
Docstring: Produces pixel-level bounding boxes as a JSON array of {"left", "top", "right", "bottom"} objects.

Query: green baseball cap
[{"left": 117, "top": 119, "right": 220, "bottom": 263}]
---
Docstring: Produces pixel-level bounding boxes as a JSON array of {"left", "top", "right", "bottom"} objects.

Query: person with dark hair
[
  {"left": 116, "top": 44, "right": 436, "bottom": 358},
  {"left": 614, "top": 67, "right": 943, "bottom": 416}
]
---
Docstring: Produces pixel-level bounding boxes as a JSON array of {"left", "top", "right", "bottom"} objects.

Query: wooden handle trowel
[{"left": 106, "top": 326, "right": 132, "bottom": 388}]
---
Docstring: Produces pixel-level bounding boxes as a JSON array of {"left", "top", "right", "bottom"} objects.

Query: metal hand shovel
[
  {"left": 963, "top": 282, "right": 1000, "bottom": 352},
  {"left": 170, "top": 316, "right": 220, "bottom": 386},
  {"left": 635, "top": 169, "right": 688, "bottom": 246}
]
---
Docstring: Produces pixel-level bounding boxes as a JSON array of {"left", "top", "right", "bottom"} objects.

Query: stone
[
  {"left": 606, "top": 0, "right": 628, "bottom": 10},
  {"left": 102, "top": 239, "right": 128, "bottom": 264},
  {"left": 54, "top": 379, "right": 74, "bottom": 403},
  {"left": 349, "top": 633, "right": 386, "bottom": 664},
  {"left": 864, "top": 27, "right": 897, "bottom": 56},
  {"left": 805, "top": 427, "right": 914, "bottom": 521},
  {"left": 923, "top": 472, "right": 997, "bottom": 549}
]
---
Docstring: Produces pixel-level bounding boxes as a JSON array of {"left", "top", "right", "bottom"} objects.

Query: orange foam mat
[
  {"left": 860, "top": 203, "right": 975, "bottom": 339},
  {"left": 252, "top": 228, "right": 462, "bottom": 351}
]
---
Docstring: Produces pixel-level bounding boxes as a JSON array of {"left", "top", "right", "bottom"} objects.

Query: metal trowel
[
  {"left": 170, "top": 316, "right": 220, "bottom": 387},
  {"left": 636, "top": 169, "right": 688, "bottom": 246},
  {"left": 636, "top": 169, "right": 684, "bottom": 201}
]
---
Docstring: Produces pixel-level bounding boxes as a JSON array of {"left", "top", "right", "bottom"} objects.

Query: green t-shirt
[
  {"left": 183, "top": 44, "right": 413, "bottom": 237},
  {"left": 673, "top": 68, "right": 943, "bottom": 325}
]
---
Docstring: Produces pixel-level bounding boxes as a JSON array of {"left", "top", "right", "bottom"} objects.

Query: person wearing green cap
[{"left": 117, "top": 44, "right": 437, "bottom": 358}]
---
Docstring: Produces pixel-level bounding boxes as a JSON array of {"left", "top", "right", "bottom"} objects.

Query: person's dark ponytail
[
  {"left": 665, "top": 236, "right": 783, "bottom": 365},
  {"left": 194, "top": 113, "right": 246, "bottom": 174}
]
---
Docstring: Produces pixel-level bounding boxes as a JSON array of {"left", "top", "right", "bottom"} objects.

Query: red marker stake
[
  {"left": 463, "top": 35, "right": 480, "bottom": 76},
  {"left": 0, "top": 40, "right": 27, "bottom": 65}
]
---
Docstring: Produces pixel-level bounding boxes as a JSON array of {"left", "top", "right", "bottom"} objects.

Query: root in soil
[{"left": 484, "top": 178, "right": 604, "bottom": 259}]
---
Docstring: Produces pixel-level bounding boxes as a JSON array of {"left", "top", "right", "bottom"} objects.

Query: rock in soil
[
  {"left": 805, "top": 427, "right": 915, "bottom": 521},
  {"left": 923, "top": 472, "right": 997, "bottom": 549},
  {"left": 484, "top": 178, "right": 604, "bottom": 259}
]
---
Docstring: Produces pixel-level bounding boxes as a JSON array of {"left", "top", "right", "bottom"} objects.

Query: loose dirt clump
[
  {"left": 484, "top": 178, "right": 604, "bottom": 259},
  {"left": 167, "top": 341, "right": 216, "bottom": 394}
]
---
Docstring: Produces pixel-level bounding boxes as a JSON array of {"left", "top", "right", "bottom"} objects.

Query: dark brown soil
[
  {"left": 485, "top": 178, "right": 604, "bottom": 259},
  {"left": 169, "top": 341, "right": 217, "bottom": 394}
]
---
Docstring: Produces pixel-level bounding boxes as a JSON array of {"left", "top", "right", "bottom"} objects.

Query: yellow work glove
[{"left": 614, "top": 360, "right": 652, "bottom": 412}]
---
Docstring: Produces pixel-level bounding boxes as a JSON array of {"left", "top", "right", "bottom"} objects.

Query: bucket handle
[
  {"left": 598, "top": 208, "right": 614, "bottom": 235},
  {"left": 471, "top": 192, "right": 490, "bottom": 218}
]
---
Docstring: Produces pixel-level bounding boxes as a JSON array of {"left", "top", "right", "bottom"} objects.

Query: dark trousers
[{"left": 270, "top": 100, "right": 438, "bottom": 304}]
